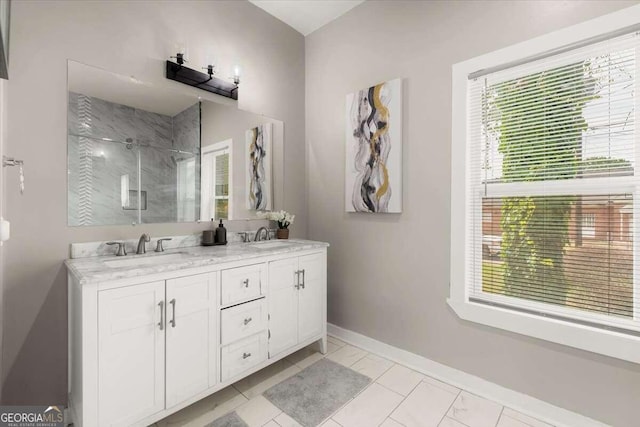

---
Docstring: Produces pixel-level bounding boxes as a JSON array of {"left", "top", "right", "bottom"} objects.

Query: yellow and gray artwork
[
  {"left": 246, "top": 123, "right": 273, "bottom": 210},
  {"left": 345, "top": 78, "right": 402, "bottom": 213}
]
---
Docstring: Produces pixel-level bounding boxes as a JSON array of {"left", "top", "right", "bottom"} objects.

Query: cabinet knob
[
  {"left": 242, "top": 352, "right": 251, "bottom": 359},
  {"left": 244, "top": 317, "right": 252, "bottom": 325},
  {"left": 243, "top": 278, "right": 250, "bottom": 288}
]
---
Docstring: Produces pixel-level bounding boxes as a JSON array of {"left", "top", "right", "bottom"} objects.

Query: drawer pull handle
[
  {"left": 169, "top": 299, "right": 176, "bottom": 328},
  {"left": 300, "top": 269, "right": 306, "bottom": 289},
  {"left": 243, "top": 278, "right": 250, "bottom": 288},
  {"left": 294, "top": 270, "right": 300, "bottom": 289},
  {"left": 158, "top": 301, "right": 164, "bottom": 331},
  {"left": 242, "top": 352, "right": 251, "bottom": 359},
  {"left": 244, "top": 317, "right": 252, "bottom": 325}
]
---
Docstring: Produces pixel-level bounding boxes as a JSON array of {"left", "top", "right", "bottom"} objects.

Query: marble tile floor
[{"left": 154, "top": 335, "right": 553, "bottom": 427}]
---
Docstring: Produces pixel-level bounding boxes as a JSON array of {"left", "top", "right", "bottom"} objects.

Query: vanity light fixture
[
  {"left": 170, "top": 52, "right": 186, "bottom": 65},
  {"left": 165, "top": 52, "right": 239, "bottom": 100}
]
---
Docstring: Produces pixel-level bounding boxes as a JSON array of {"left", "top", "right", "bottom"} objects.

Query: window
[
  {"left": 581, "top": 213, "right": 596, "bottom": 238},
  {"left": 451, "top": 7, "right": 640, "bottom": 363},
  {"left": 201, "top": 140, "right": 232, "bottom": 220}
]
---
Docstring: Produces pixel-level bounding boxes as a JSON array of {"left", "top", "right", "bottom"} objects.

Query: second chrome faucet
[{"left": 137, "top": 233, "right": 150, "bottom": 254}]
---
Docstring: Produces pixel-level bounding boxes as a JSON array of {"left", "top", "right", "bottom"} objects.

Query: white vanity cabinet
[
  {"left": 95, "top": 273, "right": 217, "bottom": 426},
  {"left": 268, "top": 253, "right": 326, "bottom": 358},
  {"left": 97, "top": 281, "right": 166, "bottom": 427},
  {"left": 67, "top": 244, "right": 327, "bottom": 427},
  {"left": 165, "top": 273, "right": 218, "bottom": 408}
]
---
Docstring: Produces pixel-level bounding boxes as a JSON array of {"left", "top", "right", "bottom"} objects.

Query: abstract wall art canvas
[
  {"left": 345, "top": 78, "right": 402, "bottom": 213},
  {"left": 246, "top": 122, "right": 273, "bottom": 210}
]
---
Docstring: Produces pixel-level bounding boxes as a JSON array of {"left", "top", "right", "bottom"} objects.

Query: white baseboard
[{"left": 327, "top": 323, "right": 608, "bottom": 427}]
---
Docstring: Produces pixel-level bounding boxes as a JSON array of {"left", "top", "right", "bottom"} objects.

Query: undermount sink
[
  {"left": 249, "top": 240, "right": 294, "bottom": 249},
  {"left": 104, "top": 252, "right": 189, "bottom": 268}
]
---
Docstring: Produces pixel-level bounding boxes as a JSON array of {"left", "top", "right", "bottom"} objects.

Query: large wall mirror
[{"left": 67, "top": 60, "right": 284, "bottom": 226}]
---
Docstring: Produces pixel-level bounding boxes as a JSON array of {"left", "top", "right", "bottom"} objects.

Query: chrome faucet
[
  {"left": 137, "top": 233, "right": 150, "bottom": 254},
  {"left": 254, "top": 227, "right": 270, "bottom": 242}
]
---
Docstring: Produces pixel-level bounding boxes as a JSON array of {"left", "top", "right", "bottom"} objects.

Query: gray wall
[
  {"left": 4, "top": 1, "right": 305, "bottom": 404},
  {"left": 305, "top": 1, "right": 640, "bottom": 426}
]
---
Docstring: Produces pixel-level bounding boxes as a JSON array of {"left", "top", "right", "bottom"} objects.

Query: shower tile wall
[
  {"left": 173, "top": 103, "right": 200, "bottom": 152},
  {"left": 68, "top": 92, "right": 200, "bottom": 226}
]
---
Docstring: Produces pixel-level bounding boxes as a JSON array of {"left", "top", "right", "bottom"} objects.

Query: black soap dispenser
[
  {"left": 202, "top": 218, "right": 216, "bottom": 246},
  {"left": 215, "top": 219, "right": 227, "bottom": 245}
]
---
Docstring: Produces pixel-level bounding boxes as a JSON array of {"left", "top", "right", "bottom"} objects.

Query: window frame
[
  {"left": 450, "top": 5, "right": 640, "bottom": 364},
  {"left": 201, "top": 139, "right": 233, "bottom": 220}
]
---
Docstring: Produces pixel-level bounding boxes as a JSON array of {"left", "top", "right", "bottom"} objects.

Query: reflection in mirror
[
  {"left": 67, "top": 61, "right": 201, "bottom": 226},
  {"left": 67, "top": 60, "right": 284, "bottom": 226},
  {"left": 199, "top": 101, "right": 283, "bottom": 221}
]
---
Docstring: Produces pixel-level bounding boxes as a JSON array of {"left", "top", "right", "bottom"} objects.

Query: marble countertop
[{"left": 65, "top": 239, "right": 329, "bottom": 285}]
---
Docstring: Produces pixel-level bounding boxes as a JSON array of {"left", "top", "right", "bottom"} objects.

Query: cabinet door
[
  {"left": 98, "top": 281, "right": 165, "bottom": 427},
  {"left": 268, "top": 257, "right": 299, "bottom": 357},
  {"left": 297, "top": 253, "right": 325, "bottom": 343},
  {"left": 166, "top": 273, "right": 218, "bottom": 408}
]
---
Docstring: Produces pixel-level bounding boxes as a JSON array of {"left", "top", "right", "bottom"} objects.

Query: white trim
[
  {"left": 202, "top": 139, "right": 232, "bottom": 155},
  {"left": 634, "top": 43, "right": 640, "bottom": 322},
  {"left": 200, "top": 139, "right": 233, "bottom": 220},
  {"left": 448, "top": 299, "right": 640, "bottom": 363},
  {"left": 450, "top": 4, "right": 640, "bottom": 364},
  {"left": 327, "top": 323, "right": 608, "bottom": 427},
  {"left": 481, "top": 177, "right": 635, "bottom": 198}
]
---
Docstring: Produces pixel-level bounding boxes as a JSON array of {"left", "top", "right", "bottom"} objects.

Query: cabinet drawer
[
  {"left": 220, "top": 333, "right": 267, "bottom": 382},
  {"left": 221, "top": 298, "right": 267, "bottom": 345},
  {"left": 221, "top": 264, "right": 265, "bottom": 306}
]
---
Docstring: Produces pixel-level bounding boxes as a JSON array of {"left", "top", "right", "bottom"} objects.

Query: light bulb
[
  {"left": 205, "top": 53, "right": 217, "bottom": 67},
  {"left": 233, "top": 65, "right": 241, "bottom": 85}
]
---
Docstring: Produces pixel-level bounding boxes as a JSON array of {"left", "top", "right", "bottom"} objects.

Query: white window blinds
[{"left": 466, "top": 30, "right": 640, "bottom": 332}]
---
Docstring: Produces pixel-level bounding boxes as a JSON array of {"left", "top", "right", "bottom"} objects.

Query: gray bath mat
[
  {"left": 206, "top": 411, "right": 248, "bottom": 427},
  {"left": 263, "top": 358, "right": 370, "bottom": 427}
]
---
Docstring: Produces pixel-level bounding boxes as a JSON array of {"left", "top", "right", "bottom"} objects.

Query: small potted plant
[{"left": 262, "top": 210, "right": 295, "bottom": 239}]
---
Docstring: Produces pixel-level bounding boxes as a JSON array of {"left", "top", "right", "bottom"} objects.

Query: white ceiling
[{"left": 249, "top": 0, "right": 365, "bottom": 36}]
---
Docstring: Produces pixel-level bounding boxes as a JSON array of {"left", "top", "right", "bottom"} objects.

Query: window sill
[{"left": 447, "top": 297, "right": 640, "bottom": 364}]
